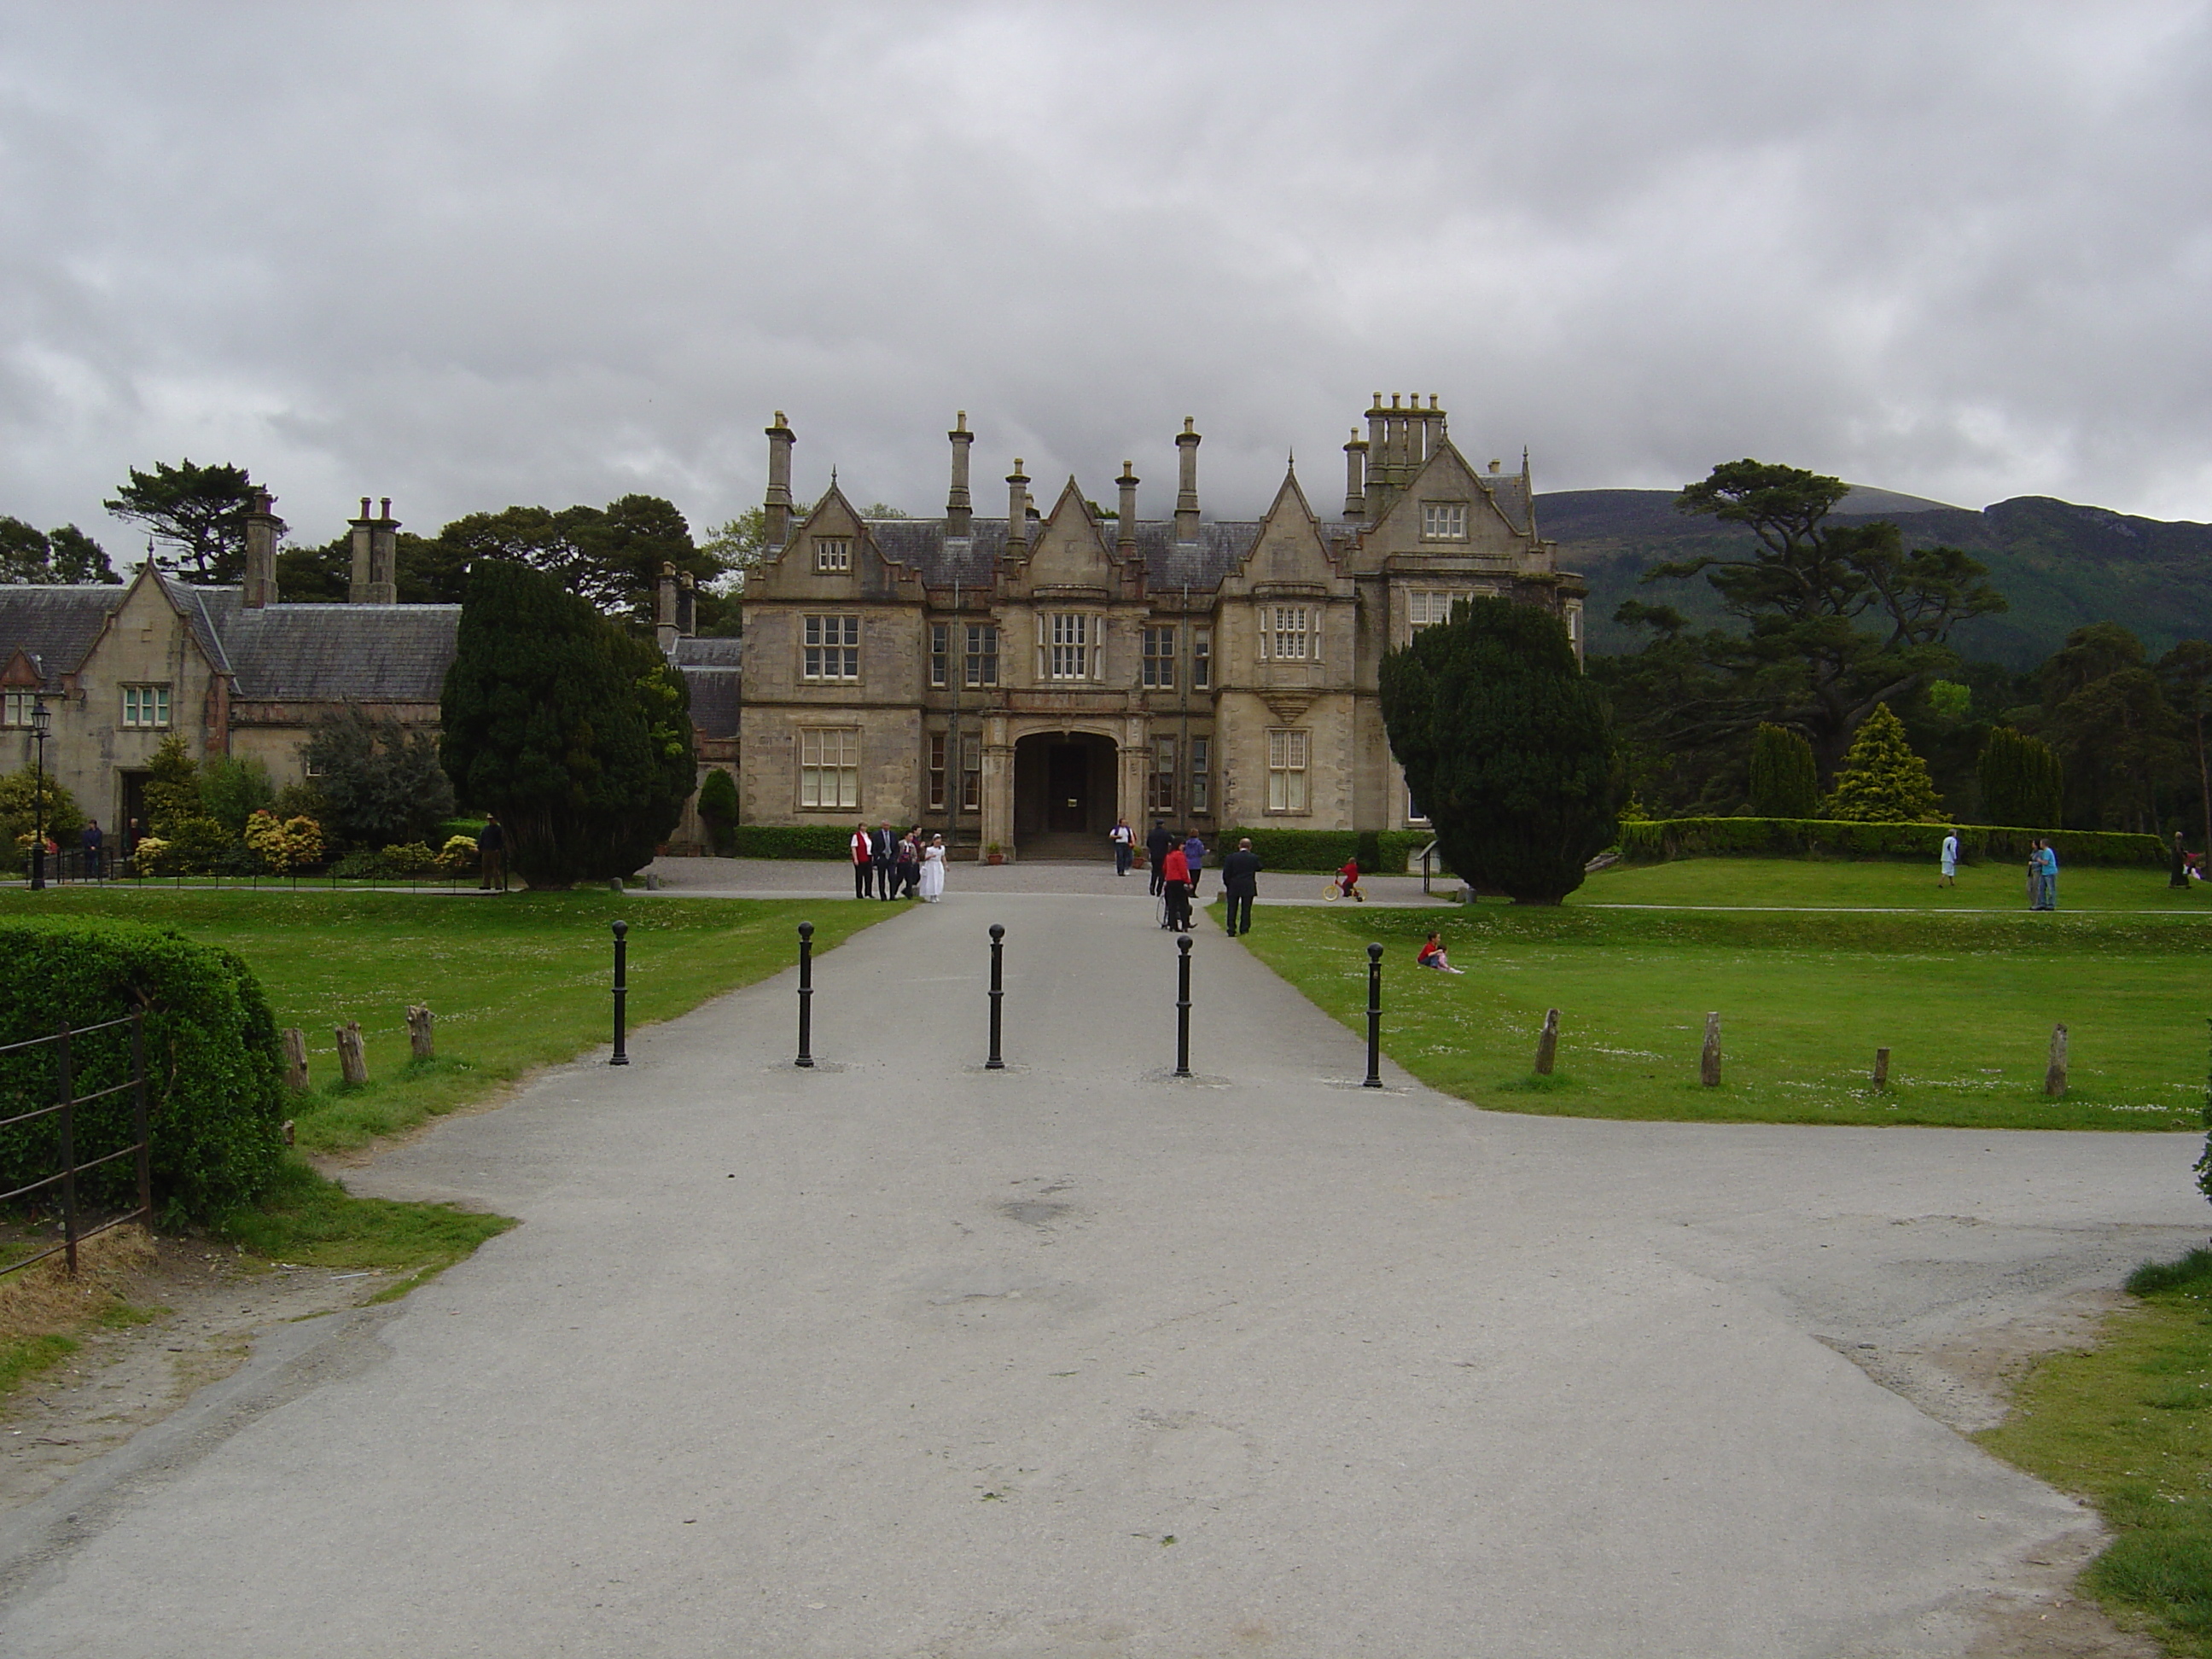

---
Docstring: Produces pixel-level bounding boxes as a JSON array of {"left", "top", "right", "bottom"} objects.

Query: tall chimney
[
  {"left": 656, "top": 562, "right": 680, "bottom": 655},
  {"left": 1116, "top": 461, "right": 1139, "bottom": 555},
  {"left": 348, "top": 496, "right": 398, "bottom": 604},
  {"left": 946, "top": 410, "right": 974, "bottom": 538},
  {"left": 1173, "top": 417, "right": 1202, "bottom": 543},
  {"left": 242, "top": 488, "right": 280, "bottom": 608},
  {"left": 1342, "top": 429, "right": 1367, "bottom": 520},
  {"left": 678, "top": 572, "right": 696, "bottom": 637},
  {"left": 1004, "top": 459, "right": 1030, "bottom": 561},
  {"left": 764, "top": 411, "right": 795, "bottom": 549}
]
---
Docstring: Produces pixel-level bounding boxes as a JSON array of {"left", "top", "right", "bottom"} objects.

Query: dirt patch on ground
[{"left": 1, "top": 1230, "right": 399, "bottom": 1514}]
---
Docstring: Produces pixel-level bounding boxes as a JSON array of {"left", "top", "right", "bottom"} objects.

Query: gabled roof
[
  {"left": 219, "top": 603, "right": 461, "bottom": 701},
  {"left": 0, "top": 584, "right": 127, "bottom": 687}
]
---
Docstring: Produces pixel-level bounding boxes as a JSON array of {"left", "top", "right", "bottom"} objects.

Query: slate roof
[
  {"left": 672, "top": 636, "right": 741, "bottom": 739},
  {"left": 220, "top": 602, "right": 461, "bottom": 701},
  {"left": 0, "top": 585, "right": 124, "bottom": 688},
  {"left": 864, "top": 517, "right": 1283, "bottom": 592}
]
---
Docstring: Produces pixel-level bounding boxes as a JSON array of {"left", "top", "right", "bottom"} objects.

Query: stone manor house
[
  {"left": 738, "top": 395, "right": 1586, "bottom": 854},
  {"left": 3, "top": 394, "right": 1583, "bottom": 861}
]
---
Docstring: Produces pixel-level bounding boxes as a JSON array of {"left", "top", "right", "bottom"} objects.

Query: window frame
[
  {"left": 0, "top": 690, "right": 32, "bottom": 729},
  {"left": 1266, "top": 727, "right": 1310, "bottom": 814},
  {"left": 1190, "top": 735, "right": 1210, "bottom": 815},
  {"left": 1142, "top": 625, "right": 1177, "bottom": 689},
  {"left": 929, "top": 622, "right": 950, "bottom": 689},
  {"left": 1191, "top": 626, "right": 1211, "bottom": 689},
  {"left": 120, "top": 683, "right": 172, "bottom": 730},
  {"left": 1149, "top": 736, "right": 1176, "bottom": 814},
  {"left": 800, "top": 613, "right": 861, "bottom": 682},
  {"left": 1260, "top": 606, "right": 1318, "bottom": 662},
  {"left": 1039, "top": 612, "right": 1100, "bottom": 682},
  {"left": 797, "top": 726, "right": 860, "bottom": 811},
  {"left": 813, "top": 539, "right": 852, "bottom": 573},
  {"left": 963, "top": 623, "right": 999, "bottom": 689},
  {"left": 1420, "top": 501, "right": 1470, "bottom": 541}
]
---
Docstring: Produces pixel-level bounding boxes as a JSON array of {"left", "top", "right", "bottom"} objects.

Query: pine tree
[
  {"left": 1825, "top": 703, "right": 1946, "bottom": 822},
  {"left": 1977, "top": 726, "right": 2064, "bottom": 829},
  {"left": 1748, "top": 724, "right": 1819, "bottom": 818},
  {"left": 142, "top": 733, "right": 202, "bottom": 834}
]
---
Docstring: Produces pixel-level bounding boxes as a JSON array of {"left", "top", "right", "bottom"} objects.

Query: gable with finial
[
  {"left": 755, "top": 480, "right": 920, "bottom": 602},
  {"left": 1223, "top": 463, "right": 1341, "bottom": 597},
  {"left": 1019, "top": 477, "right": 1121, "bottom": 597},
  {"left": 1365, "top": 433, "right": 1532, "bottom": 560}
]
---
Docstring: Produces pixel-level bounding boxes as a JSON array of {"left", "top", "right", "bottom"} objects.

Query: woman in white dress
[{"left": 917, "top": 834, "right": 947, "bottom": 901}]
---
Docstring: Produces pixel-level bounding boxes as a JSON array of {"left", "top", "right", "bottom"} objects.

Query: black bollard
[
  {"left": 986, "top": 923, "right": 1006, "bottom": 1069},
  {"left": 609, "top": 920, "right": 630, "bottom": 1066},
  {"left": 1174, "top": 935, "right": 1193, "bottom": 1078},
  {"left": 1364, "top": 941, "right": 1383, "bottom": 1088},
  {"left": 795, "top": 921, "right": 815, "bottom": 1068}
]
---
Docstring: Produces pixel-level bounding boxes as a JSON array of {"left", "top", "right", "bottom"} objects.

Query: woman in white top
[{"left": 918, "top": 834, "right": 948, "bottom": 900}]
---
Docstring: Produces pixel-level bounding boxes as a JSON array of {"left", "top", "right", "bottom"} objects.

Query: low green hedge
[
  {"left": 1619, "top": 818, "right": 2167, "bottom": 867},
  {"left": 0, "top": 920, "right": 288, "bottom": 1222},
  {"left": 729, "top": 824, "right": 858, "bottom": 861},
  {"left": 1216, "top": 828, "right": 1436, "bottom": 874}
]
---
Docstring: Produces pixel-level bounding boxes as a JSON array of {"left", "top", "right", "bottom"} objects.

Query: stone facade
[{"left": 736, "top": 397, "right": 1586, "bottom": 853}]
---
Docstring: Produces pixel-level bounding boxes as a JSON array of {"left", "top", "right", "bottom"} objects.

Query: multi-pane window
[
  {"left": 798, "top": 728, "right": 859, "bottom": 809},
  {"left": 928, "top": 732, "right": 948, "bottom": 810},
  {"left": 1142, "top": 626, "right": 1176, "bottom": 689},
  {"left": 814, "top": 540, "right": 851, "bottom": 573},
  {"left": 964, "top": 624, "right": 999, "bottom": 688},
  {"left": 1407, "top": 591, "right": 1476, "bottom": 634},
  {"left": 1039, "top": 613, "right": 1098, "bottom": 681},
  {"left": 801, "top": 614, "right": 860, "bottom": 681},
  {"left": 1190, "top": 736, "right": 1210, "bottom": 815},
  {"left": 929, "top": 623, "right": 950, "bottom": 688},
  {"left": 1191, "top": 627, "right": 1211, "bottom": 689},
  {"left": 121, "top": 684, "right": 171, "bottom": 729},
  {"left": 1421, "top": 502, "right": 1469, "bottom": 540},
  {"left": 1, "top": 691, "right": 35, "bottom": 727},
  {"left": 1149, "top": 737, "right": 1176, "bottom": 814},
  {"left": 1260, "top": 607, "right": 1318, "bottom": 661},
  {"left": 928, "top": 733, "right": 981, "bottom": 812},
  {"left": 1266, "top": 728, "right": 1309, "bottom": 813}
]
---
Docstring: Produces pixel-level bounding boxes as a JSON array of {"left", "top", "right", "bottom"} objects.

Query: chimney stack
[
  {"left": 1116, "top": 461, "right": 1139, "bottom": 555},
  {"left": 1004, "top": 459, "right": 1030, "bottom": 561},
  {"left": 763, "top": 411, "right": 795, "bottom": 549},
  {"left": 1173, "top": 417, "right": 1202, "bottom": 543},
  {"left": 242, "top": 488, "right": 281, "bottom": 608},
  {"left": 1342, "top": 429, "right": 1367, "bottom": 520},
  {"left": 348, "top": 496, "right": 399, "bottom": 604},
  {"left": 656, "top": 562, "right": 681, "bottom": 654},
  {"left": 946, "top": 411, "right": 974, "bottom": 538}
]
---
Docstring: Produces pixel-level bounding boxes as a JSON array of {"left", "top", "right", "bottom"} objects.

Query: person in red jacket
[
  {"left": 849, "top": 822, "right": 873, "bottom": 899},
  {"left": 1336, "top": 855, "right": 1364, "bottom": 902},
  {"left": 1161, "top": 844, "right": 1192, "bottom": 932}
]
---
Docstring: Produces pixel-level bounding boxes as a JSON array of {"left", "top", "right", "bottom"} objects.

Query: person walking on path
[
  {"left": 1417, "top": 932, "right": 1465, "bottom": 973},
  {"left": 1110, "top": 818, "right": 1134, "bottom": 876},
  {"left": 1161, "top": 843, "right": 1192, "bottom": 932},
  {"left": 1183, "top": 832, "right": 1206, "bottom": 899},
  {"left": 918, "top": 834, "right": 947, "bottom": 901},
  {"left": 1146, "top": 820, "right": 1172, "bottom": 896},
  {"left": 1939, "top": 830, "right": 1959, "bottom": 888},
  {"left": 478, "top": 813, "right": 507, "bottom": 892},
  {"left": 79, "top": 818, "right": 103, "bottom": 882},
  {"left": 871, "top": 824, "right": 898, "bottom": 900},
  {"left": 1221, "top": 837, "right": 1260, "bottom": 936},
  {"left": 2034, "top": 839, "right": 2059, "bottom": 911},
  {"left": 851, "top": 823, "right": 874, "bottom": 899}
]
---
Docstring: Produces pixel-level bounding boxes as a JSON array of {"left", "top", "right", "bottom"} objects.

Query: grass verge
[
  {"left": 1580, "top": 856, "right": 2212, "bottom": 913},
  {"left": 1981, "top": 1249, "right": 2212, "bottom": 1654},
  {"left": 211, "top": 1158, "right": 518, "bottom": 1304}
]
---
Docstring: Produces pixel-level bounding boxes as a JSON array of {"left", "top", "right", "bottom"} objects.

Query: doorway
[{"left": 1012, "top": 731, "right": 1117, "bottom": 853}]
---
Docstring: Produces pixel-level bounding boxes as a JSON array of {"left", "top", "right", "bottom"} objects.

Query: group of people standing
[
  {"left": 850, "top": 823, "right": 947, "bottom": 902},
  {"left": 1124, "top": 819, "right": 1261, "bottom": 934},
  {"left": 1936, "top": 829, "right": 2061, "bottom": 910}
]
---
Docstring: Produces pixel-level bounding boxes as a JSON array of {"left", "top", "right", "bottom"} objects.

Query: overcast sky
[{"left": 3, "top": 1, "right": 2209, "bottom": 554}]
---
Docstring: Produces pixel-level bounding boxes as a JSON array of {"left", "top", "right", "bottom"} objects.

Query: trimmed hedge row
[
  {"left": 0, "top": 920, "right": 288, "bottom": 1222},
  {"left": 728, "top": 824, "right": 859, "bottom": 860},
  {"left": 1217, "top": 828, "right": 1436, "bottom": 874},
  {"left": 1619, "top": 818, "right": 2167, "bottom": 867}
]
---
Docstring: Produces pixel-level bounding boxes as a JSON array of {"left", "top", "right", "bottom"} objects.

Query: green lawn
[
  {"left": 1231, "top": 869, "right": 2211, "bottom": 1131},
  {"left": 1580, "top": 855, "right": 2212, "bottom": 913}
]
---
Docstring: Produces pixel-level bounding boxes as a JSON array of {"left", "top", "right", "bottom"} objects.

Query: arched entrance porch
[{"left": 1012, "top": 730, "right": 1119, "bottom": 859}]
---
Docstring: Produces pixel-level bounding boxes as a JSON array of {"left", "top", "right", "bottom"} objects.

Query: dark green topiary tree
[
  {"left": 696, "top": 766, "right": 739, "bottom": 855},
  {"left": 1748, "top": 724, "right": 1819, "bottom": 818},
  {"left": 439, "top": 560, "right": 696, "bottom": 887},
  {"left": 1378, "top": 597, "right": 1617, "bottom": 905},
  {"left": 1977, "top": 725, "right": 2064, "bottom": 829},
  {"left": 1825, "top": 703, "right": 1946, "bottom": 822}
]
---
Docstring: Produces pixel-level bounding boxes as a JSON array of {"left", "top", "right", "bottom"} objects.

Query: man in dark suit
[
  {"left": 1145, "top": 819, "right": 1173, "bottom": 897},
  {"left": 1221, "top": 837, "right": 1261, "bottom": 936},
  {"left": 871, "top": 824, "right": 898, "bottom": 900}
]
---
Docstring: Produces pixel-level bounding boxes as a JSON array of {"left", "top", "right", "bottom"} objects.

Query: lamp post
[{"left": 29, "top": 694, "right": 50, "bottom": 890}]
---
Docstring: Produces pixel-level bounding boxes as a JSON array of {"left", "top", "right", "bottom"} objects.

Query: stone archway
[{"left": 1012, "top": 731, "right": 1118, "bottom": 856}]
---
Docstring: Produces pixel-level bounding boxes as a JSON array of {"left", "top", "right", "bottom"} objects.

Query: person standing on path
[
  {"left": 2035, "top": 839, "right": 2059, "bottom": 911},
  {"left": 1183, "top": 832, "right": 1206, "bottom": 899},
  {"left": 1161, "top": 843, "right": 1192, "bottom": 932},
  {"left": 851, "top": 823, "right": 874, "bottom": 898},
  {"left": 871, "top": 824, "right": 898, "bottom": 900},
  {"left": 1221, "top": 837, "right": 1260, "bottom": 936},
  {"left": 1146, "top": 819, "right": 1172, "bottom": 896},
  {"left": 918, "top": 834, "right": 947, "bottom": 901},
  {"left": 2174, "top": 830, "right": 2192, "bottom": 889},
  {"left": 79, "top": 818, "right": 102, "bottom": 882},
  {"left": 898, "top": 830, "right": 922, "bottom": 899},
  {"left": 478, "top": 813, "right": 506, "bottom": 892},
  {"left": 1110, "top": 818, "right": 1133, "bottom": 876},
  {"left": 1939, "top": 830, "right": 1959, "bottom": 888}
]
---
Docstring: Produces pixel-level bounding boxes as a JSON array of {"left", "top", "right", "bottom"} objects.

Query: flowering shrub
[
  {"left": 378, "top": 841, "right": 440, "bottom": 876},
  {"left": 243, "top": 812, "right": 323, "bottom": 874},
  {"left": 434, "top": 835, "right": 480, "bottom": 874}
]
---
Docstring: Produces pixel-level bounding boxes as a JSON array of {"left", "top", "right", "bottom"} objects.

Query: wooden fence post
[
  {"left": 1534, "top": 1008, "right": 1560, "bottom": 1076},
  {"left": 1872, "top": 1047, "right": 1890, "bottom": 1091},
  {"left": 282, "top": 1027, "right": 310, "bottom": 1092},
  {"left": 335, "top": 1021, "right": 368, "bottom": 1086},
  {"left": 2045, "top": 1024, "right": 2068, "bottom": 1098},
  {"left": 1700, "top": 1012, "right": 1722, "bottom": 1087},
  {"left": 406, "top": 1005, "right": 434, "bottom": 1062}
]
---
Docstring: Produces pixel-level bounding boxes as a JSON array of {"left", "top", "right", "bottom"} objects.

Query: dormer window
[
  {"left": 814, "top": 540, "right": 851, "bottom": 573},
  {"left": 1421, "top": 502, "right": 1468, "bottom": 540}
]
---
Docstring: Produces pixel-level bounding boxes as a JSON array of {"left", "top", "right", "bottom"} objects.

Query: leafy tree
[
  {"left": 2160, "top": 639, "right": 2212, "bottom": 855},
  {"left": 1977, "top": 727, "right": 2064, "bottom": 830},
  {"left": 1646, "top": 460, "right": 2006, "bottom": 778},
  {"left": 1379, "top": 597, "right": 1616, "bottom": 905},
  {"left": 439, "top": 560, "right": 696, "bottom": 886},
  {"left": 408, "top": 495, "right": 729, "bottom": 627},
  {"left": 275, "top": 533, "right": 352, "bottom": 602},
  {"left": 1824, "top": 703, "right": 1945, "bottom": 822},
  {"left": 1748, "top": 723, "right": 1819, "bottom": 818},
  {"left": 2029, "top": 624, "right": 2183, "bottom": 833},
  {"left": 143, "top": 733, "right": 203, "bottom": 832},
  {"left": 198, "top": 754, "right": 276, "bottom": 835},
  {"left": 1, "top": 769, "right": 84, "bottom": 869},
  {"left": 1, "top": 517, "right": 119, "bottom": 584},
  {"left": 696, "top": 766, "right": 739, "bottom": 855},
  {"left": 104, "top": 460, "right": 271, "bottom": 584},
  {"left": 302, "top": 707, "right": 456, "bottom": 847}
]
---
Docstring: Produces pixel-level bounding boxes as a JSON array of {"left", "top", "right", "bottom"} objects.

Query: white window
[
  {"left": 963, "top": 624, "right": 999, "bottom": 688},
  {"left": 801, "top": 614, "right": 860, "bottom": 681},
  {"left": 1421, "top": 502, "right": 1469, "bottom": 540},
  {"left": 1408, "top": 591, "right": 1477, "bottom": 635},
  {"left": 1191, "top": 627, "right": 1211, "bottom": 689},
  {"left": 1190, "top": 736, "right": 1210, "bottom": 815},
  {"left": 1142, "top": 626, "right": 1176, "bottom": 688},
  {"left": 1149, "top": 737, "right": 1175, "bottom": 814},
  {"left": 929, "top": 623, "right": 949, "bottom": 689},
  {"left": 1, "top": 691, "right": 33, "bottom": 728},
  {"left": 121, "top": 684, "right": 171, "bottom": 729},
  {"left": 1039, "top": 613, "right": 1099, "bottom": 681},
  {"left": 1407, "top": 784, "right": 1429, "bottom": 825},
  {"left": 1266, "top": 729, "right": 1309, "bottom": 813},
  {"left": 1261, "top": 606, "right": 1318, "bottom": 661},
  {"left": 814, "top": 540, "right": 851, "bottom": 573},
  {"left": 798, "top": 728, "right": 859, "bottom": 809}
]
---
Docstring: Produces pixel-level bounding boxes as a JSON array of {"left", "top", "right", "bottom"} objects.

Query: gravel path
[{"left": 0, "top": 887, "right": 2196, "bottom": 1656}]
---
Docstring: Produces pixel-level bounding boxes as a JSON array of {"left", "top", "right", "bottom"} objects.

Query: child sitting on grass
[{"left": 1416, "top": 932, "right": 1464, "bottom": 974}]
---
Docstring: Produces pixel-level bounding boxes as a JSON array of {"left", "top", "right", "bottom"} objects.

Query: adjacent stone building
[{"left": 736, "top": 396, "right": 1586, "bottom": 854}]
